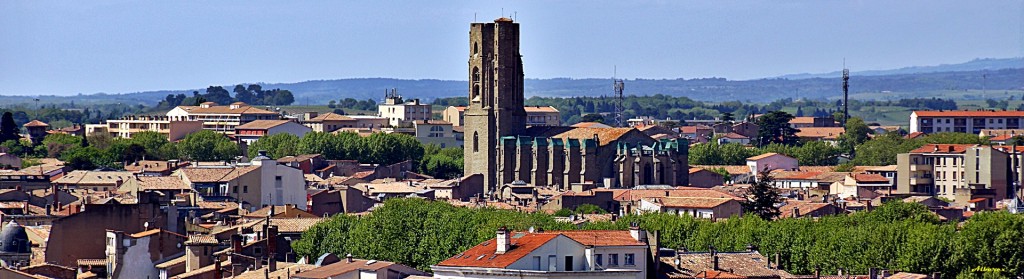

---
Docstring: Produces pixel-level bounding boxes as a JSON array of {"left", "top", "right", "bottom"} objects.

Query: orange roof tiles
[
  {"left": 775, "top": 171, "right": 824, "bottom": 180},
  {"left": 292, "top": 259, "right": 398, "bottom": 279},
  {"left": 909, "top": 144, "right": 974, "bottom": 154},
  {"left": 795, "top": 127, "right": 846, "bottom": 140},
  {"left": 647, "top": 197, "right": 735, "bottom": 209},
  {"left": 524, "top": 106, "right": 558, "bottom": 113},
  {"left": 236, "top": 120, "right": 294, "bottom": 130},
  {"left": 747, "top": 152, "right": 789, "bottom": 161},
  {"left": 23, "top": 120, "right": 49, "bottom": 127},
  {"left": 680, "top": 125, "right": 712, "bottom": 134},
  {"left": 436, "top": 233, "right": 559, "bottom": 268},
  {"left": 554, "top": 230, "right": 645, "bottom": 246},
  {"left": 788, "top": 117, "right": 818, "bottom": 124},
  {"left": 913, "top": 110, "right": 1024, "bottom": 117},
  {"left": 778, "top": 201, "right": 839, "bottom": 219},
  {"left": 853, "top": 173, "right": 890, "bottom": 183},
  {"left": 695, "top": 270, "right": 747, "bottom": 279},
  {"left": 569, "top": 122, "right": 613, "bottom": 128}
]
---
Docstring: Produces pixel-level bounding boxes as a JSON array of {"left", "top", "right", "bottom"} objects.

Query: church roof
[{"left": 523, "top": 126, "right": 638, "bottom": 147}]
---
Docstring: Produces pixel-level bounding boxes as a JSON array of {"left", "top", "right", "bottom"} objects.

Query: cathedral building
[{"left": 463, "top": 18, "right": 689, "bottom": 197}]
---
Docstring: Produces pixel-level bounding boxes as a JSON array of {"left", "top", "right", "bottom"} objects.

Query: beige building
[
  {"left": 175, "top": 153, "right": 306, "bottom": 211},
  {"left": 165, "top": 102, "right": 280, "bottom": 134},
  {"left": 897, "top": 144, "right": 1010, "bottom": 205},
  {"left": 378, "top": 89, "right": 431, "bottom": 127},
  {"left": 86, "top": 115, "right": 204, "bottom": 141},
  {"left": 302, "top": 112, "right": 387, "bottom": 133},
  {"left": 910, "top": 110, "right": 1024, "bottom": 134},
  {"left": 444, "top": 105, "right": 560, "bottom": 127},
  {"left": 412, "top": 120, "right": 461, "bottom": 148}
]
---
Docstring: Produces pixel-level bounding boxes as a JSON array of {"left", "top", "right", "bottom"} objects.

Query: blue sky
[{"left": 1, "top": 1, "right": 1021, "bottom": 95}]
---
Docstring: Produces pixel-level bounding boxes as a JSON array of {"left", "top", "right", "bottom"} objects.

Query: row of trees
[
  {"left": 293, "top": 198, "right": 1024, "bottom": 277},
  {"left": 689, "top": 141, "right": 843, "bottom": 166},
  {"left": 154, "top": 84, "right": 295, "bottom": 110},
  {"left": 328, "top": 98, "right": 377, "bottom": 111}
]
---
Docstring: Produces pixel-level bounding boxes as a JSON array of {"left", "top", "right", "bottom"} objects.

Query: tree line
[
  {"left": 293, "top": 198, "right": 1022, "bottom": 278},
  {"left": 154, "top": 84, "right": 295, "bottom": 110}
]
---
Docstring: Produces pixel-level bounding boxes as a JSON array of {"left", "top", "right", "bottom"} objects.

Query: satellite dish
[{"left": 143, "top": 221, "right": 150, "bottom": 230}]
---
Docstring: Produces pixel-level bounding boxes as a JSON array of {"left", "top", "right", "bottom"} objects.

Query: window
[
  {"left": 473, "top": 132, "right": 479, "bottom": 153},
  {"left": 595, "top": 254, "right": 603, "bottom": 267},
  {"left": 243, "top": 186, "right": 249, "bottom": 193},
  {"left": 233, "top": 186, "right": 239, "bottom": 193},
  {"left": 625, "top": 253, "right": 635, "bottom": 266},
  {"left": 609, "top": 254, "right": 619, "bottom": 266}
]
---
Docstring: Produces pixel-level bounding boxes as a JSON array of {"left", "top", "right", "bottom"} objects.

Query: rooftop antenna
[
  {"left": 613, "top": 66, "right": 625, "bottom": 127},
  {"left": 474, "top": 12, "right": 477, "bottom": 22},
  {"left": 842, "top": 59, "right": 849, "bottom": 126}
]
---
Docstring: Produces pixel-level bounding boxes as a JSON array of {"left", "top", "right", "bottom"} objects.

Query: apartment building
[
  {"left": 85, "top": 116, "right": 204, "bottom": 141},
  {"left": 443, "top": 106, "right": 561, "bottom": 127},
  {"left": 378, "top": 89, "right": 431, "bottom": 127},
  {"left": 896, "top": 144, "right": 1009, "bottom": 205},
  {"left": 909, "top": 110, "right": 1024, "bottom": 134},
  {"left": 412, "top": 120, "right": 461, "bottom": 148},
  {"left": 165, "top": 102, "right": 280, "bottom": 134},
  {"left": 234, "top": 120, "right": 311, "bottom": 145}
]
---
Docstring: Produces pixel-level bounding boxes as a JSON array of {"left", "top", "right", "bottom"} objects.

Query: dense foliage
[
  {"left": 852, "top": 132, "right": 990, "bottom": 166},
  {"left": 689, "top": 141, "right": 842, "bottom": 166},
  {"left": 154, "top": 84, "right": 295, "bottom": 110},
  {"left": 294, "top": 199, "right": 1024, "bottom": 277}
]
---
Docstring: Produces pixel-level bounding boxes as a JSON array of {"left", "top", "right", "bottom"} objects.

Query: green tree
[
  {"left": 754, "top": 111, "right": 799, "bottom": 147},
  {"left": 580, "top": 113, "right": 605, "bottom": 123},
  {"left": 247, "top": 133, "right": 300, "bottom": 159},
  {"left": 178, "top": 130, "right": 240, "bottom": 161},
  {"left": 297, "top": 132, "right": 344, "bottom": 159},
  {"left": 793, "top": 141, "right": 840, "bottom": 166},
  {"left": 0, "top": 112, "right": 20, "bottom": 143},
  {"left": 920, "top": 132, "right": 989, "bottom": 145},
  {"left": 838, "top": 117, "right": 872, "bottom": 156},
  {"left": 852, "top": 133, "right": 922, "bottom": 166},
  {"left": 743, "top": 171, "right": 781, "bottom": 220},
  {"left": 574, "top": 204, "right": 608, "bottom": 214},
  {"left": 42, "top": 133, "right": 83, "bottom": 158},
  {"left": 127, "top": 131, "right": 170, "bottom": 160},
  {"left": 291, "top": 214, "right": 356, "bottom": 260}
]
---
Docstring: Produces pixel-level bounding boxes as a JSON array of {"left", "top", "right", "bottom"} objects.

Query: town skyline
[{"left": 1, "top": 1, "right": 1022, "bottom": 95}]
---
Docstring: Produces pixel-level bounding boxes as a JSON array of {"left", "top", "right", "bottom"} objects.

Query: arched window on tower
[
  {"left": 473, "top": 132, "right": 480, "bottom": 153},
  {"left": 471, "top": 67, "right": 481, "bottom": 102}
]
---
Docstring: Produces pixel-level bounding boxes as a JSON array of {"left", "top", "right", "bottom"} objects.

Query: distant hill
[
  {"left": 3, "top": 58, "right": 1022, "bottom": 106},
  {"left": 777, "top": 57, "right": 1024, "bottom": 79}
]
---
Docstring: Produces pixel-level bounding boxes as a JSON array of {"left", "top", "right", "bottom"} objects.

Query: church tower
[{"left": 464, "top": 17, "right": 528, "bottom": 195}]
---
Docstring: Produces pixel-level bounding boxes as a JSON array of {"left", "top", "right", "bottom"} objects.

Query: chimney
[
  {"left": 792, "top": 207, "right": 800, "bottom": 218},
  {"left": 268, "top": 253, "right": 277, "bottom": 272},
  {"left": 931, "top": 272, "right": 941, "bottom": 279},
  {"left": 814, "top": 267, "right": 821, "bottom": 279},
  {"left": 267, "top": 225, "right": 278, "bottom": 257},
  {"left": 774, "top": 253, "right": 780, "bottom": 270},
  {"left": 214, "top": 258, "right": 222, "bottom": 279},
  {"left": 711, "top": 255, "right": 719, "bottom": 271},
  {"left": 346, "top": 253, "right": 354, "bottom": 263},
  {"left": 231, "top": 234, "right": 243, "bottom": 254},
  {"left": 880, "top": 269, "right": 891, "bottom": 278},
  {"left": 629, "top": 223, "right": 646, "bottom": 242},
  {"left": 869, "top": 268, "right": 878, "bottom": 279},
  {"left": 495, "top": 227, "right": 511, "bottom": 254},
  {"left": 837, "top": 268, "right": 844, "bottom": 276}
]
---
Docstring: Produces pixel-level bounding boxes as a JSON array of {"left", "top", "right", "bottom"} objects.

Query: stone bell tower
[{"left": 464, "top": 17, "right": 527, "bottom": 195}]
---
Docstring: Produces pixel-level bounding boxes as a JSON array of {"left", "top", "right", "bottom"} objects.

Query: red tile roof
[
  {"left": 436, "top": 233, "right": 560, "bottom": 268},
  {"left": 747, "top": 152, "right": 791, "bottom": 161},
  {"left": 695, "top": 270, "right": 747, "bottom": 279},
  {"left": 554, "top": 230, "right": 645, "bottom": 246},
  {"left": 909, "top": 144, "right": 974, "bottom": 154},
  {"left": 681, "top": 125, "right": 712, "bottom": 134},
  {"left": 905, "top": 132, "right": 926, "bottom": 139},
  {"left": 23, "top": 120, "right": 50, "bottom": 127},
  {"left": 853, "top": 173, "right": 890, "bottom": 183},
  {"left": 913, "top": 110, "right": 1024, "bottom": 117},
  {"left": 647, "top": 197, "right": 735, "bottom": 209},
  {"left": 795, "top": 127, "right": 845, "bottom": 140},
  {"left": 775, "top": 171, "right": 824, "bottom": 180}
]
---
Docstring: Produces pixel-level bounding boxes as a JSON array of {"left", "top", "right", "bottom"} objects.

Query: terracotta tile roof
[
  {"left": 195, "top": 201, "right": 239, "bottom": 209},
  {"left": 864, "top": 165, "right": 898, "bottom": 172},
  {"left": 774, "top": 171, "right": 825, "bottom": 180},
  {"left": 909, "top": 144, "right": 974, "bottom": 154},
  {"left": 887, "top": 272, "right": 930, "bottom": 279},
  {"left": 130, "top": 229, "right": 185, "bottom": 239},
  {"left": 853, "top": 173, "right": 890, "bottom": 183},
  {"left": 990, "top": 134, "right": 1014, "bottom": 141},
  {"left": 154, "top": 254, "right": 188, "bottom": 269},
  {"left": 235, "top": 119, "right": 293, "bottom": 130},
  {"left": 124, "top": 160, "right": 189, "bottom": 173},
  {"left": 554, "top": 230, "right": 645, "bottom": 246},
  {"left": 307, "top": 112, "right": 355, "bottom": 122},
  {"left": 695, "top": 270, "right": 747, "bottom": 278},
  {"left": 681, "top": 125, "right": 713, "bottom": 134},
  {"left": 906, "top": 132, "right": 926, "bottom": 139},
  {"left": 54, "top": 171, "right": 134, "bottom": 186},
  {"left": 436, "top": 233, "right": 560, "bottom": 268},
  {"left": 169, "top": 259, "right": 231, "bottom": 279},
  {"left": 451, "top": 106, "right": 467, "bottom": 112},
  {"left": 278, "top": 154, "right": 321, "bottom": 163},
  {"left": 746, "top": 152, "right": 790, "bottom": 161},
  {"left": 133, "top": 176, "right": 192, "bottom": 190},
  {"left": 244, "top": 205, "right": 317, "bottom": 219},
  {"left": 180, "top": 166, "right": 260, "bottom": 183},
  {"left": 352, "top": 181, "right": 425, "bottom": 195},
  {"left": 778, "top": 201, "right": 841, "bottom": 219},
  {"left": 23, "top": 120, "right": 49, "bottom": 127},
  {"left": 788, "top": 117, "right": 818, "bottom": 124},
  {"left": 185, "top": 234, "right": 218, "bottom": 245},
  {"left": 569, "top": 122, "right": 612, "bottom": 128},
  {"left": 795, "top": 127, "right": 846, "bottom": 140},
  {"left": 692, "top": 165, "right": 751, "bottom": 175},
  {"left": 232, "top": 262, "right": 317, "bottom": 279},
  {"left": 968, "top": 197, "right": 987, "bottom": 203},
  {"left": 524, "top": 106, "right": 559, "bottom": 113},
  {"left": 523, "top": 126, "right": 639, "bottom": 147},
  {"left": 76, "top": 259, "right": 107, "bottom": 266},
  {"left": 615, "top": 188, "right": 742, "bottom": 202},
  {"left": 913, "top": 110, "right": 1024, "bottom": 117},
  {"left": 260, "top": 217, "right": 324, "bottom": 233},
  {"left": 291, "top": 259, "right": 400, "bottom": 279},
  {"left": 663, "top": 252, "right": 794, "bottom": 278},
  {"left": 646, "top": 197, "right": 735, "bottom": 209}
]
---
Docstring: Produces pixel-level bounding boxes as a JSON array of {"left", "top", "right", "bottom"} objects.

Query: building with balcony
[
  {"left": 896, "top": 144, "right": 1012, "bottom": 204},
  {"left": 234, "top": 120, "right": 311, "bottom": 145},
  {"left": 301, "top": 112, "right": 388, "bottom": 133},
  {"left": 165, "top": 102, "right": 280, "bottom": 134},
  {"left": 909, "top": 110, "right": 1024, "bottom": 134},
  {"left": 85, "top": 116, "right": 204, "bottom": 141}
]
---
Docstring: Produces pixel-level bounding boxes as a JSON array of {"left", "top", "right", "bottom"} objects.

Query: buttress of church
[{"left": 463, "top": 17, "right": 690, "bottom": 195}]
